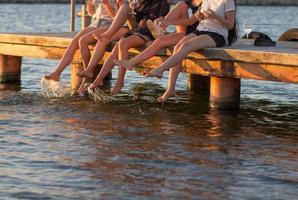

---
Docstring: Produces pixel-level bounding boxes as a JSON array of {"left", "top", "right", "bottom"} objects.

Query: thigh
[
  {"left": 110, "top": 27, "right": 130, "bottom": 42},
  {"left": 181, "top": 34, "right": 217, "bottom": 52},
  {"left": 156, "top": 32, "right": 185, "bottom": 46},
  {"left": 80, "top": 27, "right": 108, "bottom": 44},
  {"left": 174, "top": 33, "right": 197, "bottom": 51},
  {"left": 74, "top": 26, "right": 96, "bottom": 39},
  {"left": 120, "top": 35, "right": 146, "bottom": 49}
]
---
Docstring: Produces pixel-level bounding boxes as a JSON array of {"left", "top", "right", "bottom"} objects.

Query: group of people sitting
[{"left": 44, "top": 0, "right": 237, "bottom": 102}]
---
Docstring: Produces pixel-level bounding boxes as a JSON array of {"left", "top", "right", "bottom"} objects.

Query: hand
[
  {"left": 86, "top": 2, "right": 95, "bottom": 16},
  {"left": 160, "top": 20, "right": 170, "bottom": 29},
  {"left": 154, "top": 17, "right": 164, "bottom": 26},
  {"left": 116, "top": 0, "right": 124, "bottom": 5},
  {"left": 203, "top": 9, "right": 216, "bottom": 19},
  {"left": 195, "top": 11, "right": 205, "bottom": 21}
]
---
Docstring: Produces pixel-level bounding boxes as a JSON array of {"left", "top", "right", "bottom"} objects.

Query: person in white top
[
  {"left": 140, "top": 0, "right": 237, "bottom": 103},
  {"left": 44, "top": 0, "right": 129, "bottom": 86}
]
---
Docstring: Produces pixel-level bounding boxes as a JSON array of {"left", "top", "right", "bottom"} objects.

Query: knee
[
  {"left": 180, "top": 41, "right": 192, "bottom": 51},
  {"left": 118, "top": 38, "right": 129, "bottom": 51},
  {"left": 78, "top": 37, "right": 88, "bottom": 48}
]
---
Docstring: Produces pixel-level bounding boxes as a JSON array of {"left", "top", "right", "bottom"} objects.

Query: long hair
[{"left": 227, "top": 0, "right": 237, "bottom": 46}]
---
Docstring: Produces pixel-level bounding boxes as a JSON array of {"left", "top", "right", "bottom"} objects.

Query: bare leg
[
  {"left": 111, "top": 35, "right": 146, "bottom": 95},
  {"left": 77, "top": 28, "right": 129, "bottom": 95},
  {"left": 163, "top": 1, "right": 189, "bottom": 33},
  {"left": 154, "top": 34, "right": 217, "bottom": 102},
  {"left": 79, "top": 27, "right": 108, "bottom": 70},
  {"left": 77, "top": 27, "right": 129, "bottom": 79},
  {"left": 44, "top": 26, "right": 95, "bottom": 81},
  {"left": 89, "top": 44, "right": 119, "bottom": 89},
  {"left": 114, "top": 1, "right": 190, "bottom": 70},
  {"left": 115, "top": 32, "right": 185, "bottom": 70},
  {"left": 100, "top": 4, "right": 130, "bottom": 44}
]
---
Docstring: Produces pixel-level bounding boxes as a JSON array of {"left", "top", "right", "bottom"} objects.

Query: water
[{"left": 0, "top": 4, "right": 298, "bottom": 199}]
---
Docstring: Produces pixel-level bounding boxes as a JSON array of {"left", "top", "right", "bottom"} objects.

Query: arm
[
  {"left": 204, "top": 9, "right": 235, "bottom": 29},
  {"left": 162, "top": 11, "right": 203, "bottom": 27},
  {"left": 102, "top": 0, "right": 117, "bottom": 17},
  {"left": 86, "top": 0, "right": 95, "bottom": 16}
]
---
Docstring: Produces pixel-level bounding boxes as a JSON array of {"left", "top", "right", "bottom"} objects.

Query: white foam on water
[
  {"left": 41, "top": 77, "right": 71, "bottom": 98},
  {"left": 87, "top": 87, "right": 111, "bottom": 102}
]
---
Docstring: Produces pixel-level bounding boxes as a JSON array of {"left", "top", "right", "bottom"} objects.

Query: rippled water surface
[{"left": 0, "top": 4, "right": 298, "bottom": 199}]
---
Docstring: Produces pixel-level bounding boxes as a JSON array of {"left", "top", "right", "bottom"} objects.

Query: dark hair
[{"left": 227, "top": 0, "right": 238, "bottom": 46}]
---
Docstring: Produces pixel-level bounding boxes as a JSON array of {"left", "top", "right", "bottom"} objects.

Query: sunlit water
[{"left": 0, "top": 4, "right": 298, "bottom": 199}]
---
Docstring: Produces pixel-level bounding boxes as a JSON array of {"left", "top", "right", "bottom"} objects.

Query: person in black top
[
  {"left": 84, "top": 0, "right": 171, "bottom": 94},
  {"left": 110, "top": 0, "right": 202, "bottom": 78}
]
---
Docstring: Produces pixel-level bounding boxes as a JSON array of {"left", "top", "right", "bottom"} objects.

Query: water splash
[
  {"left": 40, "top": 77, "right": 71, "bottom": 98},
  {"left": 87, "top": 87, "right": 111, "bottom": 103}
]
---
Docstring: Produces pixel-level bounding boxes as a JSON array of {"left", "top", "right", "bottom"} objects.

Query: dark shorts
[
  {"left": 193, "top": 30, "right": 226, "bottom": 47},
  {"left": 186, "top": 22, "right": 199, "bottom": 35},
  {"left": 124, "top": 26, "right": 154, "bottom": 42}
]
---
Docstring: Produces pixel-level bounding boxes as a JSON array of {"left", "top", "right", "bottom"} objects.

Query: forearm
[
  {"left": 213, "top": 11, "right": 235, "bottom": 30},
  {"left": 86, "top": 2, "right": 95, "bottom": 16},
  {"left": 167, "top": 15, "right": 198, "bottom": 26},
  {"left": 104, "top": 2, "right": 116, "bottom": 17}
]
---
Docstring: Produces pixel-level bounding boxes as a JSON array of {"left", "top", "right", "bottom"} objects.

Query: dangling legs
[
  {"left": 77, "top": 27, "right": 129, "bottom": 79},
  {"left": 115, "top": 32, "right": 185, "bottom": 70},
  {"left": 111, "top": 35, "right": 146, "bottom": 95},
  {"left": 152, "top": 34, "right": 217, "bottom": 102},
  {"left": 148, "top": 34, "right": 216, "bottom": 78},
  {"left": 79, "top": 27, "right": 109, "bottom": 70},
  {"left": 44, "top": 26, "right": 95, "bottom": 81},
  {"left": 77, "top": 27, "right": 129, "bottom": 95},
  {"left": 99, "top": 3, "right": 130, "bottom": 44},
  {"left": 115, "top": 1, "right": 190, "bottom": 70}
]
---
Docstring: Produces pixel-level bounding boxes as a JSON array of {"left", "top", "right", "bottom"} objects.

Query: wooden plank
[
  {"left": 0, "top": 32, "right": 297, "bottom": 83},
  {"left": 0, "top": 32, "right": 75, "bottom": 47},
  {"left": 1, "top": 32, "right": 297, "bottom": 66},
  {"left": 0, "top": 43, "right": 81, "bottom": 61}
]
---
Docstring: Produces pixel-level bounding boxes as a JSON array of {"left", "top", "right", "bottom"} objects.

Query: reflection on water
[{"left": 0, "top": 4, "right": 298, "bottom": 200}]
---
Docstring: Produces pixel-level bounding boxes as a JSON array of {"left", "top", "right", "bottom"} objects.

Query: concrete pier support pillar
[
  {"left": 187, "top": 74, "right": 210, "bottom": 93},
  {"left": 210, "top": 77, "right": 240, "bottom": 109},
  {"left": 71, "top": 62, "right": 84, "bottom": 91},
  {"left": 0, "top": 55, "right": 22, "bottom": 83}
]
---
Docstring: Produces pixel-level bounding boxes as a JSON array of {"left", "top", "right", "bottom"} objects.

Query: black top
[{"left": 134, "top": 0, "right": 171, "bottom": 23}]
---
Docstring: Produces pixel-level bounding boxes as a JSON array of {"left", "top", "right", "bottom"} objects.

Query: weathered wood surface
[{"left": 0, "top": 32, "right": 297, "bottom": 83}]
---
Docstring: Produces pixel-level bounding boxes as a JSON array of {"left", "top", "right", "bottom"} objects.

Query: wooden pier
[{"left": 0, "top": 32, "right": 297, "bottom": 109}]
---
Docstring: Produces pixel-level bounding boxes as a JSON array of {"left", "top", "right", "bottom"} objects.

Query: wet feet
[
  {"left": 157, "top": 90, "right": 175, "bottom": 103},
  {"left": 44, "top": 73, "right": 60, "bottom": 82},
  {"left": 76, "top": 70, "right": 93, "bottom": 79},
  {"left": 142, "top": 68, "right": 163, "bottom": 79},
  {"left": 111, "top": 80, "right": 124, "bottom": 95},
  {"left": 88, "top": 81, "right": 103, "bottom": 90},
  {"left": 114, "top": 59, "right": 134, "bottom": 71}
]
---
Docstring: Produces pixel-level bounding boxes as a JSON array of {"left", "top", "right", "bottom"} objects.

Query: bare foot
[
  {"left": 114, "top": 59, "right": 134, "bottom": 71},
  {"left": 143, "top": 68, "right": 163, "bottom": 78},
  {"left": 78, "top": 82, "right": 90, "bottom": 96},
  {"left": 76, "top": 70, "right": 93, "bottom": 79},
  {"left": 88, "top": 81, "right": 103, "bottom": 90},
  {"left": 157, "top": 90, "right": 176, "bottom": 103},
  {"left": 44, "top": 72, "right": 60, "bottom": 82},
  {"left": 111, "top": 80, "right": 124, "bottom": 95}
]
